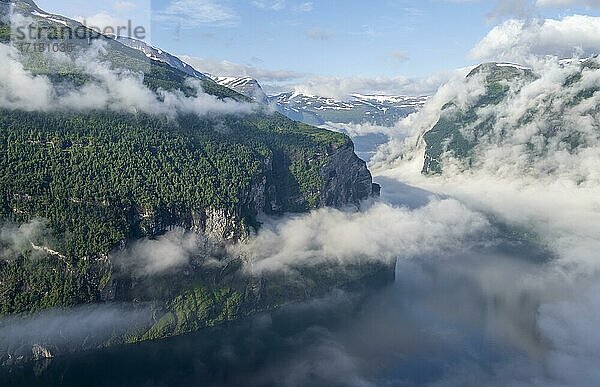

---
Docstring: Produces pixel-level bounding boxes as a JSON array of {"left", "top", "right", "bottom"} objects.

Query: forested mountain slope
[{"left": 0, "top": 0, "right": 383, "bottom": 363}]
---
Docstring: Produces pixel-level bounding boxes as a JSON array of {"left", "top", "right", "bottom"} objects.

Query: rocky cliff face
[
  {"left": 319, "top": 141, "right": 377, "bottom": 207},
  {"left": 130, "top": 139, "right": 377, "bottom": 243}
]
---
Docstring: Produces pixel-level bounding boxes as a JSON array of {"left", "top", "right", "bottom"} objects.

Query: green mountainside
[
  {"left": 0, "top": 0, "right": 385, "bottom": 362},
  {"left": 421, "top": 60, "right": 600, "bottom": 175}
]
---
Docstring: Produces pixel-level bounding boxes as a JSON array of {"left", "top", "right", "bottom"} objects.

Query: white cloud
[
  {"left": 178, "top": 56, "right": 466, "bottom": 103},
  {"left": 471, "top": 15, "right": 600, "bottom": 63},
  {"left": 367, "top": 56, "right": 600, "bottom": 385},
  {"left": 73, "top": 12, "right": 130, "bottom": 34},
  {"left": 178, "top": 55, "right": 304, "bottom": 82},
  {"left": 154, "top": 0, "right": 238, "bottom": 28},
  {"left": 294, "top": 2, "right": 313, "bottom": 12},
  {"left": 536, "top": 0, "right": 600, "bottom": 7},
  {"left": 252, "top": 0, "right": 286, "bottom": 11},
  {"left": 67, "top": 1, "right": 151, "bottom": 39},
  {"left": 443, "top": 0, "right": 600, "bottom": 19},
  {"left": 487, "top": 0, "right": 534, "bottom": 20},
  {"left": 0, "top": 219, "right": 52, "bottom": 260},
  {"left": 0, "top": 45, "right": 54, "bottom": 110},
  {"left": 112, "top": 1, "right": 137, "bottom": 11},
  {"left": 111, "top": 229, "right": 199, "bottom": 276},
  {"left": 373, "top": 58, "right": 600, "bottom": 185},
  {"left": 234, "top": 199, "right": 490, "bottom": 275},
  {"left": 0, "top": 42, "right": 257, "bottom": 116},
  {"left": 289, "top": 67, "right": 470, "bottom": 103},
  {"left": 178, "top": 56, "right": 460, "bottom": 101}
]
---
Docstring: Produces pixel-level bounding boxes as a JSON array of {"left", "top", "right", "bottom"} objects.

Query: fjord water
[
  {"left": 0, "top": 139, "right": 554, "bottom": 386},
  {"left": 1, "top": 237, "right": 546, "bottom": 386}
]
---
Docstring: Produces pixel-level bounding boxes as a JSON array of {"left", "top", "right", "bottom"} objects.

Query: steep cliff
[{"left": 318, "top": 140, "right": 378, "bottom": 207}]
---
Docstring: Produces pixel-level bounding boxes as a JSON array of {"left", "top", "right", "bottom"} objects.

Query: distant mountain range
[
  {"left": 116, "top": 38, "right": 427, "bottom": 127},
  {"left": 9, "top": 4, "right": 427, "bottom": 130},
  {"left": 270, "top": 92, "right": 427, "bottom": 126}
]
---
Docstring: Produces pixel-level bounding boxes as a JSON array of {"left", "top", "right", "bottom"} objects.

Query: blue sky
[{"left": 34, "top": 0, "right": 600, "bottom": 96}]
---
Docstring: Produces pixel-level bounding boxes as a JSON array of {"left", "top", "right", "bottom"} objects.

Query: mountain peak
[{"left": 209, "top": 75, "right": 268, "bottom": 104}]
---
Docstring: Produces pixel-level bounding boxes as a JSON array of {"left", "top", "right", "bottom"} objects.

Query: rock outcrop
[{"left": 319, "top": 140, "right": 376, "bottom": 207}]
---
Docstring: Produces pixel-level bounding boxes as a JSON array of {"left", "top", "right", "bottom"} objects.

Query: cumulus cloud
[
  {"left": 233, "top": 199, "right": 490, "bottom": 275},
  {"left": 444, "top": 0, "right": 600, "bottom": 20},
  {"left": 73, "top": 12, "right": 130, "bottom": 34},
  {"left": 487, "top": 0, "right": 534, "bottom": 20},
  {"left": 287, "top": 68, "right": 469, "bottom": 100},
  {"left": 154, "top": 0, "right": 238, "bottom": 28},
  {"left": 370, "top": 68, "right": 487, "bottom": 169},
  {"left": 471, "top": 15, "right": 600, "bottom": 63},
  {"left": 113, "top": 1, "right": 138, "bottom": 12},
  {"left": 178, "top": 55, "right": 305, "bottom": 83},
  {"left": 536, "top": 0, "right": 600, "bottom": 7},
  {"left": 0, "top": 45, "right": 55, "bottom": 110},
  {"left": 180, "top": 58, "right": 464, "bottom": 100},
  {"left": 252, "top": 0, "right": 286, "bottom": 11},
  {"left": 0, "top": 42, "right": 256, "bottom": 116},
  {"left": 293, "top": 2, "right": 313, "bottom": 12},
  {"left": 374, "top": 58, "right": 600, "bottom": 186},
  {"left": 111, "top": 228, "right": 201, "bottom": 277},
  {"left": 0, "top": 219, "right": 52, "bottom": 260}
]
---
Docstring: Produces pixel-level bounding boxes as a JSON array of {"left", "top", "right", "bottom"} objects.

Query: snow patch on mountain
[
  {"left": 116, "top": 37, "right": 209, "bottom": 81},
  {"left": 209, "top": 76, "right": 268, "bottom": 103},
  {"left": 271, "top": 92, "right": 428, "bottom": 126}
]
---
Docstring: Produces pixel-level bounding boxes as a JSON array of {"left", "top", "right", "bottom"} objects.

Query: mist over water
[
  {"left": 0, "top": 244, "right": 552, "bottom": 387},
  {"left": 0, "top": 175, "right": 565, "bottom": 387}
]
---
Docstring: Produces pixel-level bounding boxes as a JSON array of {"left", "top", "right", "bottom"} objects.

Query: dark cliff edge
[{"left": 124, "top": 135, "right": 380, "bottom": 243}]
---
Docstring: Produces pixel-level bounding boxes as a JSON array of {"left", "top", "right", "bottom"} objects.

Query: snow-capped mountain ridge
[
  {"left": 351, "top": 93, "right": 428, "bottom": 107},
  {"left": 90, "top": 35, "right": 427, "bottom": 126},
  {"left": 116, "top": 37, "right": 209, "bottom": 81},
  {"left": 271, "top": 91, "right": 427, "bottom": 126},
  {"left": 274, "top": 92, "right": 355, "bottom": 110},
  {"left": 209, "top": 75, "right": 268, "bottom": 103}
]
